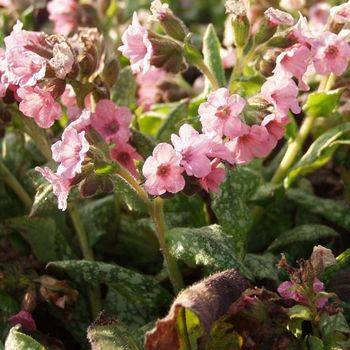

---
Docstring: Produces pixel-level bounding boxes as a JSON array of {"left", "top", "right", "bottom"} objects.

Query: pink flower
[
  {"left": 262, "top": 114, "right": 289, "bottom": 149},
  {"left": 47, "top": 0, "right": 79, "bottom": 36},
  {"left": 260, "top": 74, "right": 301, "bottom": 117},
  {"left": 290, "top": 14, "right": 315, "bottom": 45},
  {"left": 61, "top": 84, "right": 81, "bottom": 120},
  {"left": 264, "top": 8, "right": 294, "bottom": 26},
  {"left": 9, "top": 310, "right": 36, "bottom": 332},
  {"left": 142, "top": 143, "right": 185, "bottom": 195},
  {"left": 200, "top": 165, "right": 226, "bottom": 193},
  {"left": 274, "top": 44, "right": 311, "bottom": 91},
  {"left": 119, "top": 12, "right": 153, "bottom": 74},
  {"left": 35, "top": 167, "right": 71, "bottom": 210},
  {"left": 226, "top": 124, "right": 271, "bottom": 164},
  {"left": 311, "top": 31, "right": 350, "bottom": 76},
  {"left": 51, "top": 127, "right": 89, "bottom": 179},
  {"left": 91, "top": 99, "right": 132, "bottom": 143},
  {"left": 198, "top": 88, "right": 246, "bottom": 138},
  {"left": 221, "top": 48, "right": 236, "bottom": 69},
  {"left": 330, "top": 2, "right": 350, "bottom": 25},
  {"left": 136, "top": 67, "right": 166, "bottom": 111},
  {"left": 110, "top": 142, "right": 142, "bottom": 179},
  {"left": 278, "top": 281, "right": 304, "bottom": 302},
  {"left": 3, "top": 21, "right": 46, "bottom": 87},
  {"left": 17, "top": 86, "right": 61, "bottom": 128},
  {"left": 69, "top": 109, "right": 91, "bottom": 132},
  {"left": 309, "top": 3, "right": 330, "bottom": 28},
  {"left": 204, "top": 131, "right": 235, "bottom": 164},
  {"left": 49, "top": 41, "right": 74, "bottom": 79},
  {"left": 313, "top": 278, "right": 324, "bottom": 293},
  {"left": 171, "top": 124, "right": 212, "bottom": 178}
]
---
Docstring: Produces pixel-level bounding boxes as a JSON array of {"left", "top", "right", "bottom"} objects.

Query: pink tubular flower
[
  {"left": 290, "top": 14, "right": 315, "bottom": 45},
  {"left": 91, "top": 99, "right": 132, "bottom": 143},
  {"left": 264, "top": 7, "right": 294, "bottom": 26},
  {"left": 35, "top": 167, "right": 71, "bottom": 210},
  {"left": 278, "top": 281, "right": 305, "bottom": 302},
  {"left": 142, "top": 143, "right": 185, "bottom": 195},
  {"left": 330, "top": 2, "right": 350, "bottom": 25},
  {"left": 274, "top": 44, "right": 311, "bottom": 91},
  {"left": 69, "top": 109, "right": 91, "bottom": 132},
  {"left": 227, "top": 124, "right": 271, "bottom": 164},
  {"left": 311, "top": 31, "right": 350, "bottom": 76},
  {"left": 110, "top": 142, "right": 142, "bottom": 179},
  {"left": 9, "top": 310, "right": 36, "bottom": 332},
  {"left": 309, "top": 3, "right": 330, "bottom": 28},
  {"left": 198, "top": 88, "right": 246, "bottom": 138},
  {"left": 200, "top": 165, "right": 226, "bottom": 193},
  {"left": 47, "top": 0, "right": 79, "bottom": 36},
  {"left": 260, "top": 74, "right": 301, "bottom": 117},
  {"left": 51, "top": 127, "right": 89, "bottom": 179},
  {"left": 17, "top": 86, "right": 61, "bottom": 128},
  {"left": 118, "top": 12, "right": 153, "bottom": 74},
  {"left": 262, "top": 114, "right": 289, "bottom": 149},
  {"left": 136, "top": 67, "right": 166, "bottom": 111},
  {"left": 171, "top": 124, "right": 212, "bottom": 178},
  {"left": 221, "top": 47, "right": 236, "bottom": 69}
]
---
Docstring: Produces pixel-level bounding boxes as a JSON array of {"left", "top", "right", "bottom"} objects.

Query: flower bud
[
  {"left": 101, "top": 58, "right": 120, "bottom": 88},
  {"left": 44, "top": 79, "right": 66, "bottom": 99},
  {"left": 256, "top": 48, "right": 282, "bottom": 77},
  {"left": 225, "top": 0, "right": 250, "bottom": 48},
  {"left": 150, "top": 0, "right": 189, "bottom": 41},
  {"left": 148, "top": 32, "right": 185, "bottom": 73},
  {"left": 254, "top": 19, "right": 277, "bottom": 46}
]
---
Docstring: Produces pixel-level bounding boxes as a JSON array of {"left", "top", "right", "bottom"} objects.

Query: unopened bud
[
  {"left": 149, "top": 32, "right": 185, "bottom": 73},
  {"left": 101, "top": 58, "right": 119, "bottom": 88},
  {"left": 310, "top": 245, "right": 337, "bottom": 276},
  {"left": 44, "top": 79, "right": 66, "bottom": 99},
  {"left": 256, "top": 48, "right": 282, "bottom": 77},
  {"left": 225, "top": 0, "right": 250, "bottom": 48},
  {"left": 150, "top": 0, "right": 189, "bottom": 41}
]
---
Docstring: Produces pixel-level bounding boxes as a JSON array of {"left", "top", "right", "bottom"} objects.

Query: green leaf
[
  {"left": 5, "top": 326, "right": 46, "bottom": 350},
  {"left": 319, "top": 312, "right": 350, "bottom": 336},
  {"left": 79, "top": 195, "right": 118, "bottom": 246},
  {"left": 303, "top": 89, "right": 344, "bottom": 118},
  {"left": 288, "top": 305, "right": 312, "bottom": 321},
  {"left": 287, "top": 123, "right": 350, "bottom": 185},
  {"left": 211, "top": 165, "right": 262, "bottom": 259},
  {"left": 267, "top": 224, "right": 339, "bottom": 253},
  {"left": 0, "top": 292, "right": 19, "bottom": 341},
  {"left": 112, "top": 66, "right": 136, "bottom": 107},
  {"left": 286, "top": 188, "right": 350, "bottom": 230},
  {"left": 4, "top": 216, "right": 75, "bottom": 262},
  {"left": 243, "top": 253, "right": 279, "bottom": 282},
  {"left": 156, "top": 100, "right": 189, "bottom": 142},
  {"left": 166, "top": 224, "right": 253, "bottom": 279},
  {"left": 203, "top": 24, "right": 226, "bottom": 89},
  {"left": 47, "top": 260, "right": 171, "bottom": 317},
  {"left": 87, "top": 317, "right": 140, "bottom": 350},
  {"left": 306, "top": 335, "right": 325, "bottom": 350}
]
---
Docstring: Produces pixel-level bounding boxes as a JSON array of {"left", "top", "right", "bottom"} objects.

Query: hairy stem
[
  {"left": 69, "top": 202, "right": 102, "bottom": 319},
  {"left": 115, "top": 167, "right": 184, "bottom": 294},
  {"left": 196, "top": 59, "right": 219, "bottom": 91},
  {"left": 0, "top": 158, "right": 33, "bottom": 211},
  {"left": 271, "top": 74, "right": 335, "bottom": 184}
]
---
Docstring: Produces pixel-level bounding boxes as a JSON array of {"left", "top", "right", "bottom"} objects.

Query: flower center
[
  {"left": 157, "top": 164, "right": 170, "bottom": 178},
  {"left": 117, "top": 152, "right": 130, "bottom": 164},
  {"left": 215, "top": 105, "right": 231, "bottom": 119},
  {"left": 104, "top": 121, "right": 119, "bottom": 135},
  {"left": 325, "top": 45, "right": 339, "bottom": 59}
]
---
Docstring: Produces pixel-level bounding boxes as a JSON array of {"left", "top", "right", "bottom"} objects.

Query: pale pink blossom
[
  {"left": 279, "top": 0, "right": 305, "bottom": 12},
  {"left": 61, "top": 85, "right": 81, "bottom": 120},
  {"left": 262, "top": 114, "right": 289, "bottom": 149},
  {"left": 330, "top": 2, "right": 350, "bottom": 25},
  {"left": 35, "top": 166, "right": 71, "bottom": 210},
  {"left": 69, "top": 109, "right": 91, "bottom": 132},
  {"left": 198, "top": 88, "right": 246, "bottom": 138},
  {"left": 51, "top": 127, "right": 89, "bottom": 179},
  {"left": 150, "top": 0, "right": 171, "bottom": 21},
  {"left": 0, "top": 49, "right": 8, "bottom": 97},
  {"left": 49, "top": 41, "right": 74, "bottom": 79},
  {"left": 47, "top": 0, "right": 79, "bottom": 36},
  {"left": 264, "top": 8, "right": 294, "bottom": 26},
  {"left": 309, "top": 3, "right": 330, "bottom": 29},
  {"left": 119, "top": 12, "right": 153, "bottom": 74},
  {"left": 260, "top": 74, "right": 301, "bottom": 117},
  {"left": 226, "top": 124, "right": 271, "bottom": 164},
  {"left": 200, "top": 165, "right": 226, "bottom": 193},
  {"left": 221, "top": 47, "right": 236, "bottom": 69},
  {"left": 171, "top": 124, "right": 212, "bottom": 178},
  {"left": 290, "top": 14, "right": 315, "bottom": 45},
  {"left": 274, "top": 44, "right": 311, "bottom": 91},
  {"left": 136, "top": 67, "right": 166, "bottom": 111},
  {"left": 91, "top": 99, "right": 132, "bottom": 143},
  {"left": 142, "top": 143, "right": 185, "bottom": 195},
  {"left": 311, "top": 31, "right": 350, "bottom": 76},
  {"left": 110, "top": 142, "right": 142, "bottom": 179},
  {"left": 17, "top": 86, "right": 61, "bottom": 128},
  {"left": 204, "top": 131, "right": 235, "bottom": 164}
]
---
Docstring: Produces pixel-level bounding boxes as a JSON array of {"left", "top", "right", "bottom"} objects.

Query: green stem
[
  {"left": 69, "top": 202, "right": 102, "bottom": 319},
  {"left": 0, "top": 158, "right": 33, "bottom": 211},
  {"left": 271, "top": 74, "right": 335, "bottom": 184},
  {"left": 115, "top": 167, "right": 184, "bottom": 294},
  {"left": 196, "top": 59, "right": 219, "bottom": 91}
]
